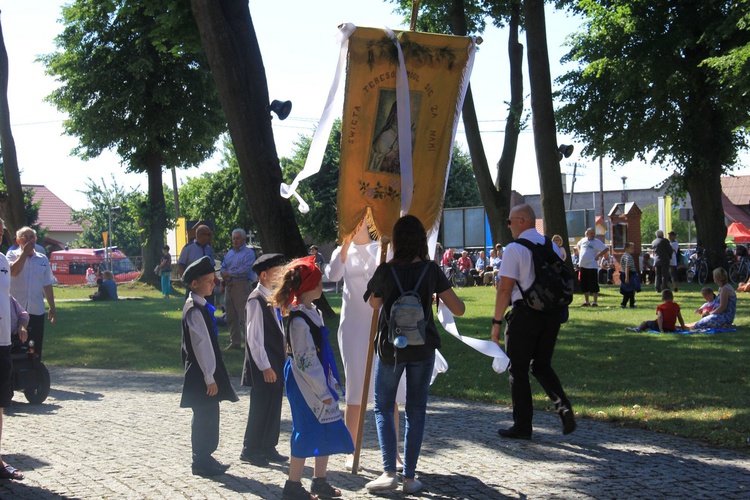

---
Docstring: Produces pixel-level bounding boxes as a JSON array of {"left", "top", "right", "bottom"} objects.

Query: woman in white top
[{"left": 325, "top": 222, "right": 405, "bottom": 470}]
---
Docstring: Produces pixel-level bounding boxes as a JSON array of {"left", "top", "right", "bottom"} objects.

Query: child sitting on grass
[
  {"left": 627, "top": 289, "right": 685, "bottom": 333},
  {"left": 695, "top": 286, "right": 718, "bottom": 316}
]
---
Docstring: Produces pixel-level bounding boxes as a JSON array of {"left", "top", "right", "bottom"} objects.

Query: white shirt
[
  {"left": 6, "top": 248, "right": 56, "bottom": 315},
  {"left": 0, "top": 254, "right": 12, "bottom": 346},
  {"left": 670, "top": 241, "right": 679, "bottom": 266},
  {"left": 577, "top": 237, "right": 607, "bottom": 270},
  {"left": 500, "top": 228, "right": 562, "bottom": 304},
  {"left": 246, "top": 283, "right": 283, "bottom": 372}
]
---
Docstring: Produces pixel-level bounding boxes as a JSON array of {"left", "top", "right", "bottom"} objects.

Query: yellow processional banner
[{"left": 337, "top": 27, "right": 476, "bottom": 241}]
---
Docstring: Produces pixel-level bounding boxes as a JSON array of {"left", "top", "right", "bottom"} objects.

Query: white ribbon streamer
[
  {"left": 279, "top": 23, "right": 357, "bottom": 212},
  {"left": 382, "top": 28, "right": 414, "bottom": 216},
  {"left": 438, "top": 301, "right": 509, "bottom": 374}
]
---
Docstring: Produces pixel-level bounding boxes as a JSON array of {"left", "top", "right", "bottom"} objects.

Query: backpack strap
[{"left": 390, "top": 262, "right": 430, "bottom": 295}]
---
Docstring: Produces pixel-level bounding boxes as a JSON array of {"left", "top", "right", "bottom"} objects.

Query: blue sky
[{"left": 3, "top": 0, "right": 740, "bottom": 210}]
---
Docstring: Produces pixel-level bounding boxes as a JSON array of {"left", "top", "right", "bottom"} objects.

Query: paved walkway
[{"left": 1, "top": 367, "right": 748, "bottom": 499}]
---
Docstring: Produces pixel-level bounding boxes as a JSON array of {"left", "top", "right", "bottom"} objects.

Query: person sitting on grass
[
  {"left": 90, "top": 271, "right": 118, "bottom": 301},
  {"left": 686, "top": 268, "right": 736, "bottom": 330},
  {"left": 695, "top": 286, "right": 718, "bottom": 316},
  {"left": 628, "top": 289, "right": 685, "bottom": 333}
]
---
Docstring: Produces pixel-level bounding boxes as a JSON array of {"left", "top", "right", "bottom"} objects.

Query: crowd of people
[{"left": 0, "top": 210, "right": 739, "bottom": 492}]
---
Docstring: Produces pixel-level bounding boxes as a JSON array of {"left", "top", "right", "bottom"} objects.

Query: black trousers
[
  {"left": 242, "top": 380, "right": 283, "bottom": 456},
  {"left": 191, "top": 401, "right": 220, "bottom": 465},
  {"left": 28, "top": 314, "right": 46, "bottom": 359},
  {"left": 505, "top": 304, "right": 571, "bottom": 433}
]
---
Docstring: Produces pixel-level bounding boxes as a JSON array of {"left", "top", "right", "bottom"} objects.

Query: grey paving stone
[{"left": 0, "top": 367, "right": 747, "bottom": 499}]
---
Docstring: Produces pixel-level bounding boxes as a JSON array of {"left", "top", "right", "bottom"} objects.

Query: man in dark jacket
[{"left": 651, "top": 230, "right": 673, "bottom": 292}]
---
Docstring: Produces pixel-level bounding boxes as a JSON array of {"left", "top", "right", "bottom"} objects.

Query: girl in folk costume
[{"left": 274, "top": 255, "right": 353, "bottom": 500}]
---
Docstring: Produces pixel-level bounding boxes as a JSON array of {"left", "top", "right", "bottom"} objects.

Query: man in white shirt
[
  {"left": 6, "top": 227, "right": 56, "bottom": 358},
  {"left": 491, "top": 204, "right": 575, "bottom": 440},
  {"left": 0, "top": 218, "right": 25, "bottom": 480},
  {"left": 576, "top": 228, "right": 609, "bottom": 306}
]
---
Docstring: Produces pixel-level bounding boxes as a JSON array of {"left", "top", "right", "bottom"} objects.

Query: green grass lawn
[{"left": 46, "top": 280, "right": 749, "bottom": 450}]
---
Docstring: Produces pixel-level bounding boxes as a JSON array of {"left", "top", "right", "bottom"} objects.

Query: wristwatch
[{"left": 491, "top": 317, "right": 503, "bottom": 326}]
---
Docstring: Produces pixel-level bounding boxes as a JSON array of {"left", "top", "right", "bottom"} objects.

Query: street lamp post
[{"left": 107, "top": 206, "right": 121, "bottom": 270}]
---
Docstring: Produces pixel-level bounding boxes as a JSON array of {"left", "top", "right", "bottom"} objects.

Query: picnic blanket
[{"left": 647, "top": 327, "right": 737, "bottom": 335}]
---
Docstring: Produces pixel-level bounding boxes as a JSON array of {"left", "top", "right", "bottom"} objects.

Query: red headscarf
[{"left": 288, "top": 255, "right": 322, "bottom": 305}]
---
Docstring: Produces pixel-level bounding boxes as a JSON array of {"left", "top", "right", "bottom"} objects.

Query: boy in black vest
[
  {"left": 180, "top": 256, "right": 239, "bottom": 477},
  {"left": 240, "top": 253, "right": 288, "bottom": 466}
]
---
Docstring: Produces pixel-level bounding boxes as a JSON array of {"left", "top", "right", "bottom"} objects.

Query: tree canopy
[
  {"left": 40, "top": 0, "right": 224, "bottom": 172},
  {"left": 71, "top": 176, "right": 174, "bottom": 258},
  {"left": 179, "top": 140, "right": 255, "bottom": 253},
  {"left": 556, "top": 0, "right": 750, "bottom": 267},
  {"left": 40, "top": 0, "right": 226, "bottom": 283}
]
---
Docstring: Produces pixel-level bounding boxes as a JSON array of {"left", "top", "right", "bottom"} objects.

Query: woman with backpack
[{"left": 364, "top": 215, "right": 465, "bottom": 495}]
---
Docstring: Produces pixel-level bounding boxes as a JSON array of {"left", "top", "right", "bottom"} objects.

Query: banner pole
[
  {"left": 351, "top": 241, "right": 389, "bottom": 474},
  {"left": 410, "top": 1, "right": 420, "bottom": 31}
]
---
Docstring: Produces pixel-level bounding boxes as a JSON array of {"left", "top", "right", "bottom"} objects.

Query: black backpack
[{"left": 512, "top": 238, "right": 574, "bottom": 313}]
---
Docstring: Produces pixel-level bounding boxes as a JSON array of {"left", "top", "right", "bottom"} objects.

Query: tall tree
[
  {"left": 0, "top": 13, "right": 25, "bottom": 236},
  {"left": 188, "top": 0, "right": 308, "bottom": 260},
  {"left": 557, "top": 0, "right": 750, "bottom": 270},
  {"left": 40, "top": 0, "right": 225, "bottom": 285},
  {"left": 523, "top": 0, "right": 569, "bottom": 242}
]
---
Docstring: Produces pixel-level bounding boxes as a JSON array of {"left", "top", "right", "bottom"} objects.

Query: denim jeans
[{"left": 374, "top": 353, "right": 435, "bottom": 479}]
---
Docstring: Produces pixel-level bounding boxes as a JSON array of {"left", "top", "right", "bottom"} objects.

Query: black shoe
[
  {"left": 560, "top": 407, "right": 577, "bottom": 435},
  {"left": 264, "top": 449, "right": 289, "bottom": 463},
  {"left": 498, "top": 426, "right": 532, "bottom": 440},
  {"left": 192, "top": 462, "right": 226, "bottom": 477},
  {"left": 239, "top": 451, "right": 269, "bottom": 466},
  {"left": 282, "top": 480, "right": 316, "bottom": 500},
  {"left": 206, "top": 456, "right": 230, "bottom": 472},
  {"left": 310, "top": 477, "right": 342, "bottom": 499}
]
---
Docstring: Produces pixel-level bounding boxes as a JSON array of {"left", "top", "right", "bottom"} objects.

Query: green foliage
[
  {"left": 640, "top": 204, "right": 696, "bottom": 245},
  {"left": 444, "top": 146, "right": 482, "bottom": 208},
  {"left": 39, "top": 0, "right": 225, "bottom": 172},
  {"left": 178, "top": 139, "right": 255, "bottom": 252},
  {"left": 71, "top": 176, "right": 174, "bottom": 256},
  {"left": 281, "top": 122, "right": 342, "bottom": 245},
  {"left": 556, "top": 0, "right": 749, "bottom": 179},
  {"left": 387, "top": 0, "right": 514, "bottom": 34}
]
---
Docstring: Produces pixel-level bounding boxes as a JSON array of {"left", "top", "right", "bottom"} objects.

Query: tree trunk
[
  {"left": 0, "top": 15, "right": 26, "bottom": 236},
  {"left": 494, "top": 0, "right": 524, "bottom": 246},
  {"left": 448, "top": 0, "right": 520, "bottom": 246},
  {"left": 138, "top": 152, "right": 166, "bottom": 287},
  {"left": 523, "top": 0, "right": 568, "bottom": 243},
  {"left": 189, "top": 0, "right": 332, "bottom": 316},
  {"left": 189, "top": 0, "right": 306, "bottom": 257}
]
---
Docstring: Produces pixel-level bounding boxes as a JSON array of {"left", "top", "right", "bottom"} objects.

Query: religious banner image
[
  {"left": 367, "top": 89, "right": 421, "bottom": 175},
  {"left": 338, "top": 27, "right": 476, "bottom": 241}
]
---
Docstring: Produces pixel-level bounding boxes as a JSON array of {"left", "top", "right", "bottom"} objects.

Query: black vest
[
  {"left": 241, "top": 289, "right": 286, "bottom": 387},
  {"left": 180, "top": 299, "right": 238, "bottom": 408},
  {"left": 284, "top": 310, "right": 324, "bottom": 365}
]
